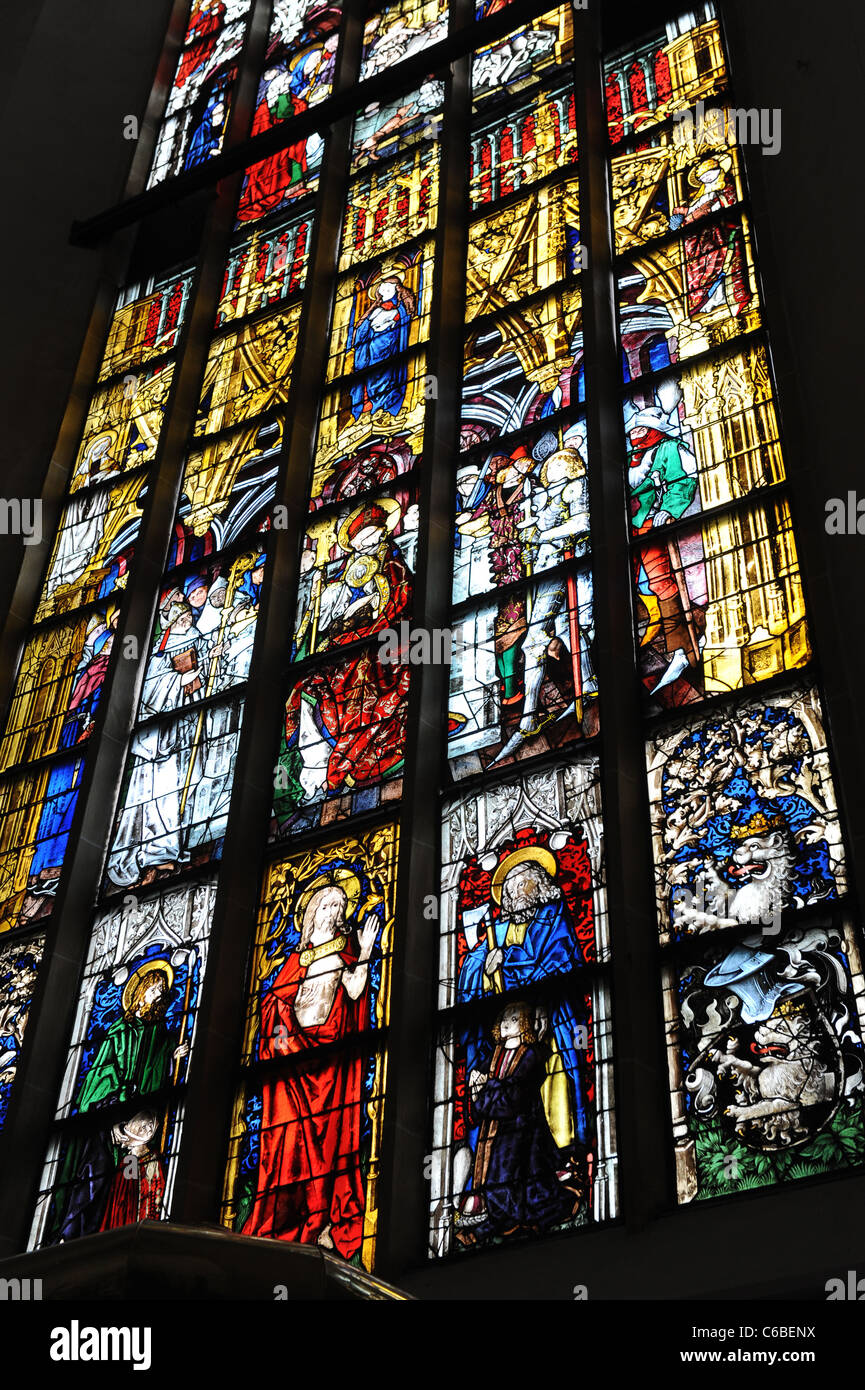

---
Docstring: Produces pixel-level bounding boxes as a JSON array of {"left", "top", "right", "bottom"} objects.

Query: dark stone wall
[
  {"left": 0, "top": 0, "right": 173, "bottom": 599},
  {"left": 0, "top": 0, "right": 863, "bottom": 1298}
]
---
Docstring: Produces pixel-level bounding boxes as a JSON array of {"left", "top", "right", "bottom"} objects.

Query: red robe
[
  {"left": 100, "top": 1153, "right": 165, "bottom": 1230},
  {"left": 242, "top": 939, "right": 367, "bottom": 1258},
  {"left": 236, "top": 91, "right": 309, "bottom": 222},
  {"left": 175, "top": 2, "right": 225, "bottom": 91},
  {"left": 286, "top": 650, "right": 410, "bottom": 793}
]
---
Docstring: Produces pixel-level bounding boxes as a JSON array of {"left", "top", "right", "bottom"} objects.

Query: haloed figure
[{"left": 242, "top": 882, "right": 380, "bottom": 1258}]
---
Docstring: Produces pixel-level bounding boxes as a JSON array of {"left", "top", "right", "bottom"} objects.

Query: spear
[{"left": 160, "top": 946, "right": 194, "bottom": 1155}]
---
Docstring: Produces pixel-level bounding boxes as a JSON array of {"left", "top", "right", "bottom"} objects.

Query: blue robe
[
  {"left": 349, "top": 300, "right": 411, "bottom": 419},
  {"left": 458, "top": 900, "right": 589, "bottom": 1146},
  {"left": 183, "top": 87, "right": 225, "bottom": 171}
]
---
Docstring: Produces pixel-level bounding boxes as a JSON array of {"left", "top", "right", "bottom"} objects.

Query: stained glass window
[
  {"left": 223, "top": 825, "right": 399, "bottom": 1267},
  {"left": 2, "top": 0, "right": 860, "bottom": 1292},
  {"left": 30, "top": 882, "right": 217, "bottom": 1245},
  {"left": 147, "top": 0, "right": 254, "bottom": 187},
  {"left": 608, "top": 7, "right": 865, "bottom": 1204},
  {"left": 425, "top": 6, "right": 616, "bottom": 1259}
]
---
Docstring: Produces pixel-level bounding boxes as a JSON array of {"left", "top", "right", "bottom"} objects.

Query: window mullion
[{"left": 573, "top": 6, "right": 671, "bottom": 1228}]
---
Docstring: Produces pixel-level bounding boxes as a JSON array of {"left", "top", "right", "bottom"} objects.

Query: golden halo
[
  {"left": 121, "top": 959, "right": 174, "bottom": 1015},
  {"left": 296, "top": 869, "right": 362, "bottom": 927},
  {"left": 337, "top": 496, "right": 402, "bottom": 551},
  {"left": 490, "top": 846, "right": 558, "bottom": 905},
  {"left": 688, "top": 151, "right": 732, "bottom": 187},
  {"left": 370, "top": 265, "right": 406, "bottom": 285}
]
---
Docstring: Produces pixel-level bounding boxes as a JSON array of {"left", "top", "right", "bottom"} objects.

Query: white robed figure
[
  {"left": 106, "top": 604, "right": 208, "bottom": 887},
  {"left": 196, "top": 576, "right": 228, "bottom": 638},
  {"left": 44, "top": 435, "right": 120, "bottom": 597},
  {"left": 105, "top": 712, "right": 198, "bottom": 888},
  {"left": 140, "top": 602, "right": 209, "bottom": 717},
  {"left": 187, "top": 598, "right": 253, "bottom": 847}
]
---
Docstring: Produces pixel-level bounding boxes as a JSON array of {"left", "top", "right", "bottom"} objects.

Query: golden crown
[{"left": 729, "top": 810, "right": 785, "bottom": 841}]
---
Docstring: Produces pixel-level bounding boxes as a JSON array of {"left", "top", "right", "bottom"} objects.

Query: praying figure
[{"left": 455, "top": 1000, "right": 581, "bottom": 1246}]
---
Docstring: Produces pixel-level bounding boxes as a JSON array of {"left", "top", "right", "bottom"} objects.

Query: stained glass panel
[
  {"left": 623, "top": 345, "right": 785, "bottom": 530},
  {"left": 98, "top": 268, "right": 194, "bottom": 382},
  {"left": 472, "top": 6, "right": 573, "bottom": 113},
  {"left": 327, "top": 242, "right": 433, "bottom": 383},
  {"left": 310, "top": 353, "right": 427, "bottom": 506},
  {"left": 350, "top": 78, "right": 444, "bottom": 170},
  {"left": 35, "top": 475, "right": 146, "bottom": 624},
  {"left": 449, "top": 569, "right": 596, "bottom": 778},
  {"left": 646, "top": 684, "right": 846, "bottom": 945},
  {"left": 439, "top": 757, "right": 607, "bottom": 1000},
  {"left": 665, "top": 919, "right": 865, "bottom": 1203},
  {"left": 104, "top": 695, "right": 245, "bottom": 891},
  {"left": 236, "top": 136, "right": 323, "bottom": 224},
  {"left": 453, "top": 417, "right": 589, "bottom": 604},
  {"left": 0, "top": 935, "right": 45, "bottom": 1128},
  {"left": 145, "top": 552, "right": 264, "bottom": 716},
  {"left": 173, "top": 418, "right": 283, "bottom": 564},
  {"left": 223, "top": 823, "right": 400, "bottom": 1267},
  {"left": 462, "top": 285, "right": 584, "bottom": 448},
  {"left": 339, "top": 144, "right": 439, "bottom": 271},
  {"left": 604, "top": 8, "right": 726, "bottom": 146},
  {"left": 147, "top": 0, "right": 253, "bottom": 187},
  {"left": 240, "top": 825, "right": 399, "bottom": 1062},
  {"left": 633, "top": 497, "right": 808, "bottom": 708},
  {"left": 253, "top": 0, "right": 342, "bottom": 136},
  {"left": 0, "top": 605, "right": 119, "bottom": 772},
  {"left": 612, "top": 111, "right": 744, "bottom": 255},
  {"left": 71, "top": 364, "right": 176, "bottom": 488},
  {"left": 470, "top": 80, "right": 577, "bottom": 210},
  {"left": 360, "top": 0, "right": 449, "bottom": 80},
  {"left": 0, "top": 755, "right": 88, "bottom": 932},
  {"left": 56, "top": 880, "right": 216, "bottom": 1117},
  {"left": 293, "top": 488, "right": 418, "bottom": 659},
  {"left": 618, "top": 213, "right": 761, "bottom": 383},
  {"left": 430, "top": 987, "right": 612, "bottom": 1252},
  {"left": 217, "top": 211, "right": 312, "bottom": 327},
  {"left": 194, "top": 303, "right": 303, "bottom": 436},
  {"left": 33, "top": 1101, "right": 184, "bottom": 1244},
  {"left": 273, "top": 646, "right": 408, "bottom": 835},
  {"left": 466, "top": 181, "right": 581, "bottom": 322}
]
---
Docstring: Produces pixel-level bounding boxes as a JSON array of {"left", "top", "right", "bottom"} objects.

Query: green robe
[
  {"left": 46, "top": 1014, "right": 178, "bottom": 1243},
  {"left": 76, "top": 1014, "right": 176, "bottom": 1113},
  {"left": 630, "top": 438, "right": 697, "bottom": 529}
]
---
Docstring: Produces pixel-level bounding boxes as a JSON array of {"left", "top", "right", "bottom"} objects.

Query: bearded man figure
[{"left": 457, "top": 847, "right": 590, "bottom": 1153}]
